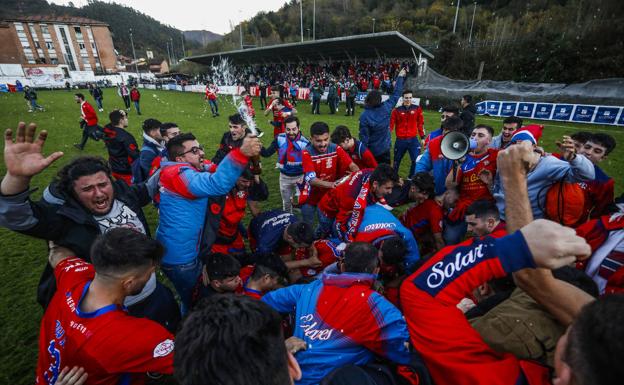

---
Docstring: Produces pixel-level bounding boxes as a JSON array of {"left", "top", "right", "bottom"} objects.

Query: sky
[{"left": 48, "top": 0, "right": 289, "bottom": 34}]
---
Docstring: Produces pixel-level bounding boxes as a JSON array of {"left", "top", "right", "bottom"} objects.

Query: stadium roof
[{"left": 185, "top": 31, "right": 433, "bottom": 65}]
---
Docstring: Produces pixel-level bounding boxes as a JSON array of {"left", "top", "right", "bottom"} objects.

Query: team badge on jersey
[{"left": 153, "top": 339, "right": 174, "bottom": 358}]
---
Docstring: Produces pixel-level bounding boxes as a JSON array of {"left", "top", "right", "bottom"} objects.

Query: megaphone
[{"left": 441, "top": 131, "right": 473, "bottom": 160}]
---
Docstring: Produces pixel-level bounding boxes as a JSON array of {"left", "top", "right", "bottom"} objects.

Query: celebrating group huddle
[{"left": 1, "top": 76, "right": 622, "bottom": 385}]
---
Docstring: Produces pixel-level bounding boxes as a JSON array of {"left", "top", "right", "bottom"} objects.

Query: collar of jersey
[{"left": 75, "top": 281, "right": 125, "bottom": 318}]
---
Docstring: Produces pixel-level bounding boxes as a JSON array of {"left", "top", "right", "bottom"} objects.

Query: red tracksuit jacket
[{"left": 390, "top": 105, "right": 424, "bottom": 139}]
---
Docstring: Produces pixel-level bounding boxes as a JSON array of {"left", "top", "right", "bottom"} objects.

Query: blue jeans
[
  {"left": 208, "top": 99, "right": 218, "bottom": 115},
  {"left": 301, "top": 203, "right": 333, "bottom": 238},
  {"left": 29, "top": 99, "right": 43, "bottom": 110},
  {"left": 394, "top": 137, "right": 420, "bottom": 177},
  {"left": 95, "top": 97, "right": 103, "bottom": 110},
  {"left": 133, "top": 100, "right": 141, "bottom": 114},
  {"left": 161, "top": 258, "right": 202, "bottom": 315},
  {"left": 443, "top": 219, "right": 467, "bottom": 246}
]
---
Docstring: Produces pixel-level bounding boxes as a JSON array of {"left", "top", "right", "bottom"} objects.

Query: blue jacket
[
  {"left": 249, "top": 209, "right": 297, "bottom": 254},
  {"left": 156, "top": 149, "right": 248, "bottom": 265},
  {"left": 263, "top": 272, "right": 410, "bottom": 385},
  {"left": 359, "top": 76, "right": 404, "bottom": 156},
  {"left": 261, "top": 133, "right": 310, "bottom": 176},
  {"left": 358, "top": 203, "right": 420, "bottom": 271},
  {"left": 134, "top": 135, "right": 163, "bottom": 183},
  {"left": 415, "top": 135, "right": 454, "bottom": 195}
]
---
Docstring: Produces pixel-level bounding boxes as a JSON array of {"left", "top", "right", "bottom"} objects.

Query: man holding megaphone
[{"left": 443, "top": 125, "right": 498, "bottom": 244}]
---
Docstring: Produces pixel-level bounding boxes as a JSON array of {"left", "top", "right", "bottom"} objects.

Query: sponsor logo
[
  {"left": 426, "top": 244, "right": 485, "bottom": 289},
  {"left": 153, "top": 339, "right": 174, "bottom": 358}
]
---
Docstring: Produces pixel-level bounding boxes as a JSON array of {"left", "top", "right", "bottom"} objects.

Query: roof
[
  {"left": 185, "top": 31, "right": 433, "bottom": 65},
  {"left": 2, "top": 15, "right": 109, "bottom": 27}
]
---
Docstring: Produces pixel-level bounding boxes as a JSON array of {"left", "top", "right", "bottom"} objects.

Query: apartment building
[{"left": 0, "top": 15, "right": 117, "bottom": 74}]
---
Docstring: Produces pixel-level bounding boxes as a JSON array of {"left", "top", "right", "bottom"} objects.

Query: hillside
[
  {"left": 203, "top": 0, "right": 624, "bottom": 83},
  {"left": 184, "top": 30, "right": 223, "bottom": 46},
  {"left": 0, "top": 0, "right": 212, "bottom": 60}
]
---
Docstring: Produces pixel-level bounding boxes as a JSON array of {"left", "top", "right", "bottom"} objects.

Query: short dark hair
[
  {"left": 502, "top": 116, "right": 523, "bottom": 127},
  {"left": 229, "top": 113, "right": 246, "bottom": 125},
  {"left": 167, "top": 132, "right": 197, "bottom": 160},
  {"left": 55, "top": 156, "right": 112, "bottom": 198},
  {"left": 370, "top": 163, "right": 399, "bottom": 186},
  {"left": 589, "top": 133, "right": 616, "bottom": 155},
  {"left": 74, "top": 93, "right": 85, "bottom": 100},
  {"left": 402, "top": 89, "right": 413, "bottom": 96},
  {"left": 564, "top": 294, "right": 624, "bottom": 385},
  {"left": 365, "top": 90, "right": 382, "bottom": 108},
  {"left": 442, "top": 105, "right": 460, "bottom": 115},
  {"left": 90, "top": 228, "right": 163, "bottom": 275},
  {"left": 462, "top": 95, "right": 473, "bottom": 104},
  {"left": 284, "top": 115, "right": 300, "bottom": 127},
  {"left": 343, "top": 242, "right": 379, "bottom": 274},
  {"left": 466, "top": 200, "right": 500, "bottom": 221},
  {"left": 552, "top": 266, "right": 599, "bottom": 298},
  {"left": 474, "top": 124, "right": 494, "bottom": 137},
  {"left": 411, "top": 172, "right": 435, "bottom": 199},
  {"left": 442, "top": 116, "right": 464, "bottom": 133},
  {"left": 251, "top": 253, "right": 288, "bottom": 281},
  {"left": 331, "top": 125, "right": 352, "bottom": 144},
  {"left": 310, "top": 121, "right": 330, "bottom": 137},
  {"left": 160, "top": 122, "right": 179, "bottom": 136},
  {"left": 142, "top": 118, "right": 162, "bottom": 134},
  {"left": 203, "top": 253, "right": 241, "bottom": 280},
  {"left": 109, "top": 109, "right": 125, "bottom": 126},
  {"left": 570, "top": 131, "right": 593, "bottom": 144},
  {"left": 175, "top": 295, "right": 291, "bottom": 385},
  {"left": 380, "top": 236, "right": 407, "bottom": 267},
  {"left": 286, "top": 221, "right": 314, "bottom": 246}
]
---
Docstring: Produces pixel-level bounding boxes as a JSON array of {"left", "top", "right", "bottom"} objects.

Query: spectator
[
  {"left": 119, "top": 83, "right": 130, "bottom": 110},
  {"left": 259, "top": 79, "right": 268, "bottom": 109},
  {"left": 459, "top": 94, "right": 476, "bottom": 135},
  {"left": 102, "top": 109, "right": 139, "bottom": 185},
  {"left": 423, "top": 105, "right": 460, "bottom": 149},
  {"left": 390, "top": 89, "right": 425, "bottom": 177},
  {"left": 156, "top": 132, "right": 261, "bottom": 313},
  {"left": 331, "top": 125, "right": 378, "bottom": 170},
  {"left": 327, "top": 80, "right": 338, "bottom": 114},
  {"left": 310, "top": 81, "right": 322, "bottom": 115},
  {"left": 262, "top": 242, "right": 411, "bottom": 385},
  {"left": 248, "top": 209, "right": 314, "bottom": 256},
  {"left": 133, "top": 118, "right": 164, "bottom": 183},
  {"left": 570, "top": 131, "right": 593, "bottom": 153},
  {"left": 359, "top": 68, "right": 406, "bottom": 164},
  {"left": 130, "top": 85, "right": 141, "bottom": 115},
  {"left": 241, "top": 253, "right": 288, "bottom": 299},
  {"left": 261, "top": 116, "right": 310, "bottom": 213},
  {"left": 491, "top": 116, "right": 522, "bottom": 150},
  {"left": 345, "top": 80, "right": 358, "bottom": 116},
  {"left": 175, "top": 295, "right": 302, "bottom": 385},
  {"left": 212, "top": 113, "right": 251, "bottom": 164},
  {"left": 73, "top": 93, "right": 100, "bottom": 151},
  {"left": 579, "top": 133, "right": 616, "bottom": 219},
  {"left": 24, "top": 85, "right": 45, "bottom": 112},
  {"left": 464, "top": 199, "right": 505, "bottom": 237},
  {"left": 205, "top": 83, "right": 219, "bottom": 117},
  {"left": 92, "top": 83, "right": 104, "bottom": 112},
  {"left": 192, "top": 252, "right": 242, "bottom": 307},
  {"left": 36, "top": 229, "right": 174, "bottom": 384}
]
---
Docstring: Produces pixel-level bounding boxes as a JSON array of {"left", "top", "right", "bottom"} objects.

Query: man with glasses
[
  {"left": 390, "top": 89, "right": 424, "bottom": 177},
  {"left": 157, "top": 132, "right": 262, "bottom": 313},
  {"left": 102, "top": 109, "right": 139, "bottom": 185}
]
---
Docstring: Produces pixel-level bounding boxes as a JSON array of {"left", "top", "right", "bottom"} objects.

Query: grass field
[{"left": 0, "top": 88, "right": 622, "bottom": 383}]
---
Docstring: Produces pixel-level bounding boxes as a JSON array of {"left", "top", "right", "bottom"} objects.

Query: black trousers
[
  {"left": 374, "top": 150, "right": 391, "bottom": 165},
  {"left": 312, "top": 98, "right": 320, "bottom": 114}
]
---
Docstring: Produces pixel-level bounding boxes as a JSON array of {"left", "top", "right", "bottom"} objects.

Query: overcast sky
[{"left": 48, "top": 0, "right": 288, "bottom": 34}]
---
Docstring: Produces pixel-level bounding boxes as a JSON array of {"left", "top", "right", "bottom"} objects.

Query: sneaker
[
  {"left": 99, "top": 108, "right": 104, "bottom": 112},
  {"left": 28, "top": 110, "right": 33, "bottom": 112},
  {"left": 73, "top": 144, "right": 83, "bottom": 150}
]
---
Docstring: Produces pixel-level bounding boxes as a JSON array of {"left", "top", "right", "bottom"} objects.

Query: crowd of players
[{"left": 1, "top": 66, "right": 623, "bottom": 385}]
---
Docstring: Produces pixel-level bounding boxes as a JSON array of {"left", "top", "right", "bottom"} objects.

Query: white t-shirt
[{"left": 93, "top": 199, "right": 146, "bottom": 235}]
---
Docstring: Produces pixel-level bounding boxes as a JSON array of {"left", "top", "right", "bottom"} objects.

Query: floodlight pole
[
  {"left": 372, "top": 18, "right": 375, "bottom": 33},
  {"left": 453, "top": 0, "right": 461, "bottom": 34},
  {"left": 129, "top": 28, "right": 139, "bottom": 79},
  {"left": 313, "top": 0, "right": 316, "bottom": 40},
  {"left": 181, "top": 32, "right": 186, "bottom": 57},
  {"left": 300, "top": 0, "right": 304, "bottom": 42},
  {"left": 469, "top": 2, "right": 477, "bottom": 43}
]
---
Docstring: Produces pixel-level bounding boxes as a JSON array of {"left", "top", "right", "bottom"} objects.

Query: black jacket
[
  {"left": 460, "top": 104, "right": 477, "bottom": 135},
  {"left": 103, "top": 124, "right": 140, "bottom": 174}
]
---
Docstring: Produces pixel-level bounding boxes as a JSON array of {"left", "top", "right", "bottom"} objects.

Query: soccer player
[
  {"left": 192, "top": 252, "right": 242, "bottom": 307},
  {"left": 73, "top": 93, "right": 99, "bottom": 151},
  {"left": 301, "top": 122, "right": 358, "bottom": 232},
  {"left": 445, "top": 124, "right": 498, "bottom": 244},
  {"left": 390, "top": 89, "right": 424, "bottom": 177},
  {"left": 579, "top": 133, "right": 616, "bottom": 219},
  {"left": 102, "top": 109, "right": 139, "bottom": 185},
  {"left": 36, "top": 229, "right": 174, "bottom": 384},
  {"left": 330, "top": 125, "right": 377, "bottom": 170},
  {"left": 241, "top": 253, "right": 288, "bottom": 299}
]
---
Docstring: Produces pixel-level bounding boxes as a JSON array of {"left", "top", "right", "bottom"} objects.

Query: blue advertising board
[
  {"left": 552, "top": 104, "right": 575, "bottom": 121},
  {"left": 572, "top": 105, "right": 596, "bottom": 123},
  {"left": 500, "top": 102, "right": 517, "bottom": 116},
  {"left": 516, "top": 103, "right": 535, "bottom": 118},
  {"left": 534, "top": 104, "right": 553, "bottom": 120},
  {"left": 486, "top": 101, "right": 501, "bottom": 115},
  {"left": 594, "top": 107, "right": 620, "bottom": 125}
]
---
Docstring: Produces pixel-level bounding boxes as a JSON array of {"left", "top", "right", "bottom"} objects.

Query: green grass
[{"left": 0, "top": 88, "right": 622, "bottom": 383}]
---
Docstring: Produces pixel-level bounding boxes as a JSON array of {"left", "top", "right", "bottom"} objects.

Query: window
[
  {"left": 46, "top": 41, "right": 54, "bottom": 50},
  {"left": 13, "top": 23, "right": 24, "bottom": 31},
  {"left": 74, "top": 26, "right": 83, "bottom": 40},
  {"left": 41, "top": 24, "right": 49, "bottom": 34},
  {"left": 79, "top": 43, "right": 86, "bottom": 50},
  {"left": 82, "top": 57, "right": 92, "bottom": 70},
  {"left": 34, "top": 41, "right": 41, "bottom": 49},
  {"left": 29, "top": 25, "right": 37, "bottom": 38},
  {"left": 50, "top": 58, "right": 58, "bottom": 65}
]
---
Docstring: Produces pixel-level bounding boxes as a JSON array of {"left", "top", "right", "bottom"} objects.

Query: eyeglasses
[{"left": 180, "top": 145, "right": 204, "bottom": 156}]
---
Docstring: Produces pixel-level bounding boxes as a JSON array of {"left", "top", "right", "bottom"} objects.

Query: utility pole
[
  {"left": 307, "top": 28, "right": 311, "bottom": 40},
  {"left": 300, "top": 0, "right": 303, "bottom": 42},
  {"left": 372, "top": 17, "right": 376, "bottom": 33},
  {"left": 169, "top": 37, "right": 175, "bottom": 64},
  {"left": 453, "top": 0, "right": 461, "bottom": 34},
  {"left": 313, "top": 0, "right": 316, "bottom": 40},
  {"left": 239, "top": 10, "right": 243, "bottom": 49},
  {"left": 469, "top": 2, "right": 477, "bottom": 43},
  {"left": 181, "top": 32, "right": 186, "bottom": 58},
  {"left": 129, "top": 28, "right": 139, "bottom": 79}
]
